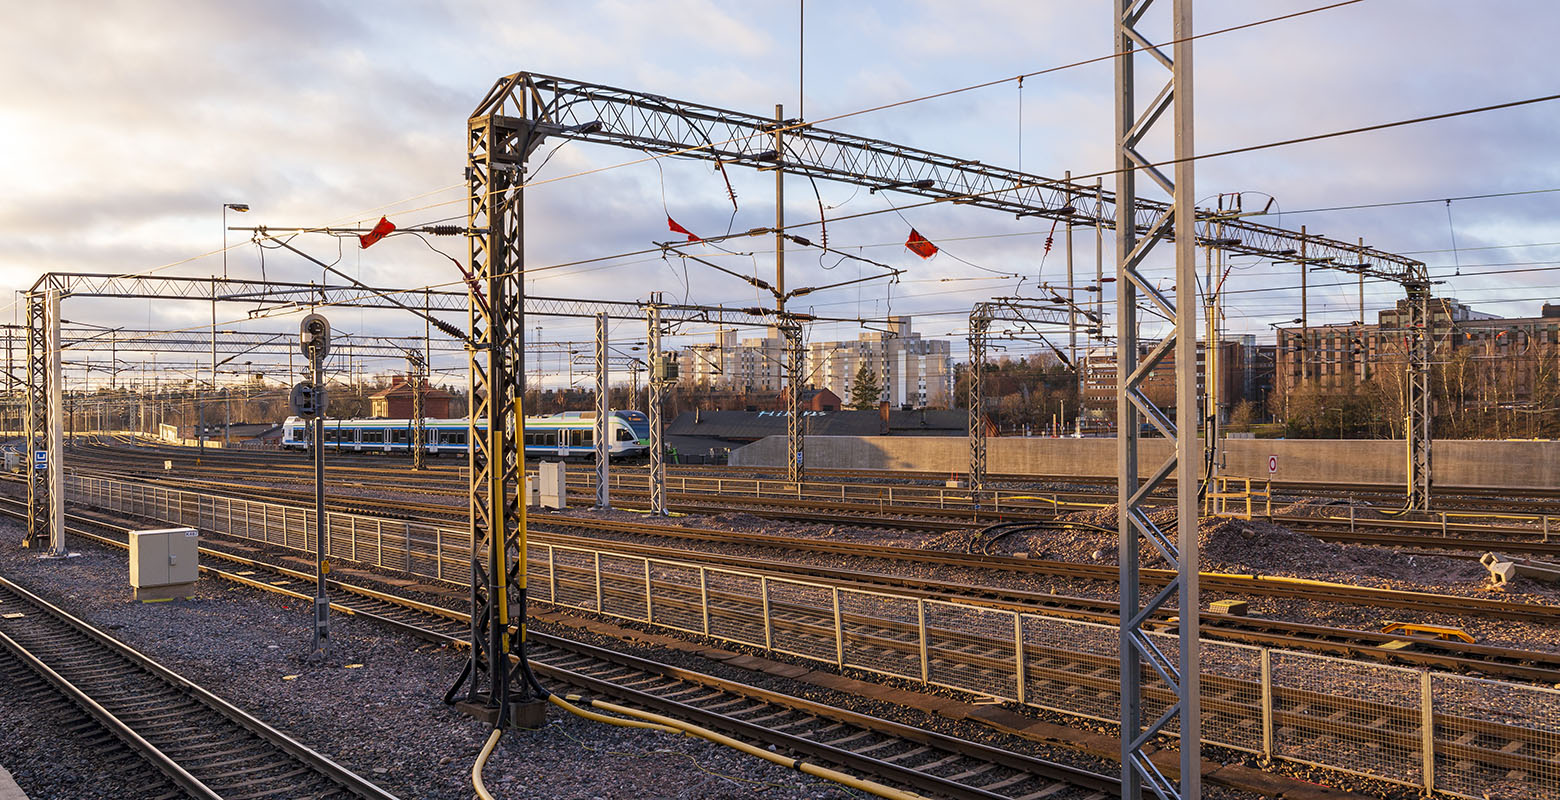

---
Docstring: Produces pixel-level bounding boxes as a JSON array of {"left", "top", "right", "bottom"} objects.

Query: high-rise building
[{"left": 675, "top": 316, "right": 953, "bottom": 408}]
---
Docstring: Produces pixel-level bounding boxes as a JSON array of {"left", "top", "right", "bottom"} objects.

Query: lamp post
[{"left": 222, "top": 203, "right": 249, "bottom": 280}]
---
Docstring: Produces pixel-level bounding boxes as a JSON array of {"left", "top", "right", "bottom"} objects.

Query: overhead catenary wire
[{"left": 31, "top": 0, "right": 1487, "bottom": 314}]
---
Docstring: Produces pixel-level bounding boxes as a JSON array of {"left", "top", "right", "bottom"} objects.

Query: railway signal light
[
  {"left": 289, "top": 381, "right": 327, "bottom": 420},
  {"left": 299, "top": 313, "right": 331, "bottom": 359}
]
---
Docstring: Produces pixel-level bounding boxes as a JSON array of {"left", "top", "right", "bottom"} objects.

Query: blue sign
[{"left": 33, "top": 450, "right": 46, "bottom": 470}]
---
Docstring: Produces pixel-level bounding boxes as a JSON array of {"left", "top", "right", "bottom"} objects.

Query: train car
[{"left": 280, "top": 411, "right": 651, "bottom": 459}]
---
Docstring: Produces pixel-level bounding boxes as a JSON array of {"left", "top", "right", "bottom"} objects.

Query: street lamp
[{"left": 222, "top": 203, "right": 249, "bottom": 280}]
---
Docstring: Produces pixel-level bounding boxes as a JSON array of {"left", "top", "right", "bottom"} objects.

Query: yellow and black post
[{"left": 446, "top": 73, "right": 550, "bottom": 728}]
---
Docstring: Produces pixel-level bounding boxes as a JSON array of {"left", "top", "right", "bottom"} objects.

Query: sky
[{"left": 3, "top": 0, "right": 1558, "bottom": 388}]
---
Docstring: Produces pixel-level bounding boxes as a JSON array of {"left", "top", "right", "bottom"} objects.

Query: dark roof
[
  {"left": 666, "top": 409, "right": 966, "bottom": 442},
  {"left": 369, "top": 381, "right": 454, "bottom": 400}
]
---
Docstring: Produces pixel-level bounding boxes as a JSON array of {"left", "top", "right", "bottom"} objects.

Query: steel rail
[{"left": 0, "top": 574, "right": 401, "bottom": 800}]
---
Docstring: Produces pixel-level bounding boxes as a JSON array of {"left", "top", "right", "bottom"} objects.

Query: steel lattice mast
[
  {"left": 23, "top": 292, "right": 47, "bottom": 549},
  {"left": 447, "top": 80, "right": 548, "bottom": 726},
  {"left": 1115, "top": 1, "right": 1199, "bottom": 796},
  {"left": 965, "top": 300, "right": 1074, "bottom": 494}
]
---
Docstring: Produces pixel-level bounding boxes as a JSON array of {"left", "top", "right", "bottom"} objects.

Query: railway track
[
  {"left": 69, "top": 441, "right": 1560, "bottom": 552},
  {"left": 73, "top": 439, "right": 1560, "bottom": 516},
  {"left": 7, "top": 498, "right": 1129, "bottom": 800},
  {"left": 0, "top": 646, "right": 186, "bottom": 799},
  {"left": 34, "top": 472, "right": 1560, "bottom": 680},
  {"left": 19, "top": 487, "right": 1560, "bottom": 800},
  {"left": 0, "top": 574, "right": 400, "bottom": 800}
]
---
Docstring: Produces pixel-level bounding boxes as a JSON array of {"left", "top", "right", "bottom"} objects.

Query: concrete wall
[{"left": 731, "top": 435, "right": 1560, "bottom": 491}]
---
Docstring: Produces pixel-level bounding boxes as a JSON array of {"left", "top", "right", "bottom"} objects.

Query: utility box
[
  {"left": 128, "top": 527, "right": 199, "bottom": 602},
  {"left": 539, "top": 461, "right": 567, "bottom": 509},
  {"left": 3, "top": 450, "right": 19, "bottom": 473},
  {"left": 524, "top": 475, "right": 539, "bottom": 507}
]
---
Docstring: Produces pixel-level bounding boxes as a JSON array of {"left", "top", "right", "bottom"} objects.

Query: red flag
[
  {"left": 905, "top": 228, "right": 938, "bottom": 259},
  {"left": 667, "top": 216, "right": 701, "bottom": 243},
  {"left": 359, "top": 216, "right": 396, "bottom": 249}
]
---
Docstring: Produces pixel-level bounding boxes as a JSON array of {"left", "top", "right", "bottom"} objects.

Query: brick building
[{"left": 368, "top": 376, "right": 453, "bottom": 418}]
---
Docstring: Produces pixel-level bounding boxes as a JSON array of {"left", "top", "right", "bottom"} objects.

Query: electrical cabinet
[
  {"left": 539, "top": 461, "right": 567, "bottom": 509},
  {"left": 128, "top": 527, "right": 199, "bottom": 602}
]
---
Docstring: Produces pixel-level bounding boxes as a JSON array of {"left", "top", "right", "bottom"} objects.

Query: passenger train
[{"left": 280, "top": 411, "right": 651, "bottom": 459}]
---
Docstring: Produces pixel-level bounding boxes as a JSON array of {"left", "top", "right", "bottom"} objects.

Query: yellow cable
[
  {"left": 548, "top": 694, "right": 679, "bottom": 733},
  {"left": 563, "top": 694, "right": 930, "bottom": 800},
  {"left": 471, "top": 728, "right": 503, "bottom": 800}
]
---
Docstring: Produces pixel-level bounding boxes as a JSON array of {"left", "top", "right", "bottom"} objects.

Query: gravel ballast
[{"left": 0, "top": 519, "right": 857, "bottom": 800}]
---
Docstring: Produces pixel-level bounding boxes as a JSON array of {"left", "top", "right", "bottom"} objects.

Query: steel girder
[
  {"left": 1116, "top": 2, "right": 1201, "bottom": 798},
  {"left": 472, "top": 72, "right": 1426, "bottom": 284},
  {"left": 23, "top": 294, "right": 47, "bottom": 549},
  {"left": 31, "top": 273, "right": 470, "bottom": 311},
  {"left": 49, "top": 328, "right": 463, "bottom": 359},
  {"left": 964, "top": 301, "right": 1074, "bottom": 494}
]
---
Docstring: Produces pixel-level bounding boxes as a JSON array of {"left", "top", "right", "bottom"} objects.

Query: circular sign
[{"left": 1268, "top": 454, "right": 1278, "bottom": 474}]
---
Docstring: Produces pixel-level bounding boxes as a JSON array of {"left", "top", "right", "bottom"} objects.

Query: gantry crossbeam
[{"left": 966, "top": 300, "right": 1074, "bottom": 493}]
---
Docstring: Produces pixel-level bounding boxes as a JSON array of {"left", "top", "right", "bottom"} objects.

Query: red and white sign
[{"left": 1268, "top": 454, "right": 1278, "bottom": 475}]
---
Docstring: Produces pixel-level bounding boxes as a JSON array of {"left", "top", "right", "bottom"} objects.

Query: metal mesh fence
[
  {"left": 550, "top": 547, "right": 599, "bottom": 612},
  {"left": 1270, "top": 650, "right": 1423, "bottom": 786},
  {"left": 703, "top": 569, "right": 766, "bottom": 648},
  {"left": 1197, "top": 640, "right": 1265, "bottom": 754},
  {"left": 1021, "top": 614, "right": 1120, "bottom": 723},
  {"left": 647, "top": 561, "right": 705, "bottom": 635},
  {"left": 1433, "top": 673, "right": 1560, "bottom": 800},
  {"left": 527, "top": 546, "right": 552, "bottom": 604},
  {"left": 598, "top": 553, "right": 649, "bottom": 621},
  {"left": 839, "top": 590, "right": 921, "bottom": 682},
  {"left": 764, "top": 580, "right": 837, "bottom": 663},
  {"left": 925, "top": 600, "right": 1017, "bottom": 700}
]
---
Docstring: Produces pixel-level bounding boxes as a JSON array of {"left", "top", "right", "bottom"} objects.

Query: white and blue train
[{"left": 280, "top": 411, "right": 652, "bottom": 459}]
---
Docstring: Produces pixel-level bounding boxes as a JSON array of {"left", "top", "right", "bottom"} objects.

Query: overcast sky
[{"left": 3, "top": 0, "right": 1557, "bottom": 386}]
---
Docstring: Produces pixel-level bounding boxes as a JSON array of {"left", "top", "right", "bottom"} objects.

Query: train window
[
  {"left": 616, "top": 428, "right": 635, "bottom": 441},
  {"left": 439, "top": 431, "right": 466, "bottom": 446},
  {"left": 525, "top": 430, "right": 557, "bottom": 446},
  {"left": 322, "top": 428, "right": 337, "bottom": 442},
  {"left": 576, "top": 429, "right": 592, "bottom": 446},
  {"left": 390, "top": 429, "right": 409, "bottom": 444},
  {"left": 362, "top": 429, "right": 385, "bottom": 444}
]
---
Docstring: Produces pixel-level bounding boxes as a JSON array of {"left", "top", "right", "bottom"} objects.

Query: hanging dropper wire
[{"left": 1445, "top": 198, "right": 1462, "bottom": 277}]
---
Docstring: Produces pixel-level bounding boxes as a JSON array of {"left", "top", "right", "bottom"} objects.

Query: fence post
[
  {"left": 1440, "top": 512, "right": 1448, "bottom": 537},
  {"left": 759, "top": 576, "right": 773, "bottom": 650},
  {"left": 642, "top": 560, "right": 653, "bottom": 623},
  {"left": 1012, "top": 614, "right": 1027, "bottom": 704},
  {"left": 594, "top": 551, "right": 603, "bottom": 612},
  {"left": 917, "top": 598, "right": 929, "bottom": 683},
  {"left": 1260, "top": 648, "right": 1274, "bottom": 763},
  {"left": 376, "top": 519, "right": 384, "bottom": 567},
  {"left": 548, "top": 545, "right": 558, "bottom": 604},
  {"left": 1545, "top": 515, "right": 1551, "bottom": 543},
  {"left": 699, "top": 567, "right": 710, "bottom": 636},
  {"left": 831, "top": 587, "right": 844, "bottom": 668},
  {"left": 1420, "top": 670, "right": 1435, "bottom": 793},
  {"left": 434, "top": 527, "right": 442, "bottom": 580}
]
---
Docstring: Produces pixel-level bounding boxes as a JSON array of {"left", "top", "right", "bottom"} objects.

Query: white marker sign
[{"left": 1268, "top": 454, "right": 1278, "bottom": 475}]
